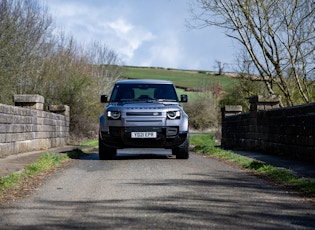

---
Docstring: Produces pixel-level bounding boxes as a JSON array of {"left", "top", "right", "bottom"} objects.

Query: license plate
[{"left": 131, "top": 132, "right": 157, "bottom": 138}]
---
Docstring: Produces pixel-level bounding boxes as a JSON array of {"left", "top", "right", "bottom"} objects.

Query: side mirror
[
  {"left": 100, "top": 95, "right": 108, "bottom": 103},
  {"left": 180, "top": 94, "right": 188, "bottom": 103}
]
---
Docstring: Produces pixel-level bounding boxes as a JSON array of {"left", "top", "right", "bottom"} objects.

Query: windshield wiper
[
  {"left": 116, "top": 98, "right": 177, "bottom": 103},
  {"left": 156, "top": 99, "right": 177, "bottom": 102}
]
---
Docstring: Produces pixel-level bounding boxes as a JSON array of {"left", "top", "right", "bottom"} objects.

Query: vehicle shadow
[
  {"left": 81, "top": 153, "right": 174, "bottom": 160},
  {"left": 75, "top": 149, "right": 174, "bottom": 161}
]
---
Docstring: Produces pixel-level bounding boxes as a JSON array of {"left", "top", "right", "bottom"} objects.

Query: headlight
[
  {"left": 107, "top": 110, "right": 121, "bottom": 120},
  {"left": 167, "top": 110, "right": 181, "bottom": 120}
]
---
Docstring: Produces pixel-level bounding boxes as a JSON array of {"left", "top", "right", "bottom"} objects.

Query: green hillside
[{"left": 121, "top": 66, "right": 238, "bottom": 91}]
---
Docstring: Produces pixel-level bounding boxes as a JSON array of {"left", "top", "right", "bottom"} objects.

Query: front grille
[
  {"left": 126, "top": 112, "right": 162, "bottom": 116},
  {"left": 126, "top": 120, "right": 163, "bottom": 123},
  {"left": 125, "top": 126, "right": 163, "bottom": 132}
]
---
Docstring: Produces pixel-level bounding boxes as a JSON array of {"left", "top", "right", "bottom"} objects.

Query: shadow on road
[
  {"left": 2, "top": 168, "right": 314, "bottom": 229},
  {"left": 80, "top": 153, "right": 174, "bottom": 161},
  {"left": 77, "top": 149, "right": 175, "bottom": 161}
]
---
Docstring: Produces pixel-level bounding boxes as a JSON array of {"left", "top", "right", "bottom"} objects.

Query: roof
[{"left": 115, "top": 79, "right": 174, "bottom": 85}]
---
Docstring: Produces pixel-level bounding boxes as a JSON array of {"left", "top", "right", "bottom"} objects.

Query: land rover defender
[{"left": 99, "top": 79, "right": 189, "bottom": 159}]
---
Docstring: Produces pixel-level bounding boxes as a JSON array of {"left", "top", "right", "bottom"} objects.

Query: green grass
[
  {"left": 190, "top": 134, "right": 315, "bottom": 197},
  {"left": 77, "top": 140, "right": 99, "bottom": 154},
  {"left": 122, "top": 66, "right": 238, "bottom": 91},
  {"left": 79, "top": 139, "right": 98, "bottom": 146},
  {"left": 0, "top": 153, "right": 69, "bottom": 193}
]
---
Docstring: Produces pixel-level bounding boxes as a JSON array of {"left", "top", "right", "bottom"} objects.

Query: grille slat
[
  {"left": 126, "top": 120, "right": 163, "bottom": 123},
  {"left": 126, "top": 112, "right": 162, "bottom": 116},
  {"left": 125, "top": 126, "right": 163, "bottom": 132}
]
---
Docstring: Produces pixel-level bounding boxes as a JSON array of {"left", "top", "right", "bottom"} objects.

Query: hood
[{"left": 107, "top": 101, "right": 181, "bottom": 111}]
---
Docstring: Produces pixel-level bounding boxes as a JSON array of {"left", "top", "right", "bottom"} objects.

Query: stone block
[
  {"left": 221, "top": 105, "right": 242, "bottom": 118},
  {"left": 249, "top": 95, "right": 281, "bottom": 111},
  {"left": 14, "top": 94, "right": 44, "bottom": 110},
  {"left": 48, "top": 105, "right": 70, "bottom": 117}
]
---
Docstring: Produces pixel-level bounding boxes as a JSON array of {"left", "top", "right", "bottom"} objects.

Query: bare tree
[
  {"left": 37, "top": 35, "right": 122, "bottom": 138},
  {"left": 0, "top": 0, "right": 53, "bottom": 103},
  {"left": 188, "top": 0, "right": 315, "bottom": 106},
  {"left": 214, "top": 60, "right": 225, "bottom": 75},
  {"left": 0, "top": 0, "right": 122, "bottom": 138},
  {"left": 83, "top": 41, "right": 122, "bottom": 95}
]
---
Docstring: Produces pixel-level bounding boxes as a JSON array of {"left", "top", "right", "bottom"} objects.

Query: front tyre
[
  {"left": 99, "top": 137, "right": 117, "bottom": 160},
  {"left": 172, "top": 137, "right": 189, "bottom": 159}
]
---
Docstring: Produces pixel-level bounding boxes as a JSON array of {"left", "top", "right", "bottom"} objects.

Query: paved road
[{"left": 1, "top": 149, "right": 314, "bottom": 229}]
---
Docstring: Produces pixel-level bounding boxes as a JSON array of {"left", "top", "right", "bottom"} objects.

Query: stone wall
[
  {"left": 0, "top": 95, "right": 70, "bottom": 158},
  {"left": 221, "top": 95, "right": 315, "bottom": 161}
]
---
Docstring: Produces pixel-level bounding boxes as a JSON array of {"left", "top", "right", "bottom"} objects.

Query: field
[{"left": 121, "top": 66, "right": 238, "bottom": 91}]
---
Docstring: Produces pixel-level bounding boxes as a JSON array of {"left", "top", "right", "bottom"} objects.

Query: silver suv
[{"left": 99, "top": 79, "right": 189, "bottom": 159}]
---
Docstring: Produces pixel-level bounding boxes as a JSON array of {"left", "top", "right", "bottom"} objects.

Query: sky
[{"left": 42, "top": 0, "right": 237, "bottom": 71}]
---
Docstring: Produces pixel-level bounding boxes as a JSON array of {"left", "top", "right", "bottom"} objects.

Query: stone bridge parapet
[
  {"left": 221, "top": 95, "right": 315, "bottom": 161},
  {"left": 0, "top": 95, "right": 70, "bottom": 158}
]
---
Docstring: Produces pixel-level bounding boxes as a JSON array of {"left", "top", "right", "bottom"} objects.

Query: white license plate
[{"left": 131, "top": 132, "right": 157, "bottom": 138}]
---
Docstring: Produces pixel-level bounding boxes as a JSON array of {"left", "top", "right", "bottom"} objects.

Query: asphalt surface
[
  {"left": 1, "top": 149, "right": 314, "bottom": 229},
  {"left": 0, "top": 145, "right": 314, "bottom": 180}
]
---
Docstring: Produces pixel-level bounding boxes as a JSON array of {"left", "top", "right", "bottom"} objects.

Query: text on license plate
[{"left": 131, "top": 132, "right": 157, "bottom": 138}]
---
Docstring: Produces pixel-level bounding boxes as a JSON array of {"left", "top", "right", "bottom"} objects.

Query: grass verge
[
  {"left": 0, "top": 153, "right": 68, "bottom": 192},
  {"left": 190, "top": 134, "right": 315, "bottom": 198},
  {"left": 79, "top": 139, "right": 98, "bottom": 147},
  {"left": 77, "top": 139, "right": 98, "bottom": 154},
  {"left": 0, "top": 149, "right": 84, "bottom": 203}
]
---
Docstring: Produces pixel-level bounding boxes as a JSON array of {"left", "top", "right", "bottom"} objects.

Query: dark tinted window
[{"left": 110, "top": 84, "right": 178, "bottom": 102}]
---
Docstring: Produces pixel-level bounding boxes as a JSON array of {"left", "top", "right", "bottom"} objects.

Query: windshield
[{"left": 110, "top": 83, "right": 179, "bottom": 102}]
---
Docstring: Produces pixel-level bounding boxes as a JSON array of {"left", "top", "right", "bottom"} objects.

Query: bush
[
  {"left": 184, "top": 92, "right": 219, "bottom": 130},
  {"left": 220, "top": 79, "right": 267, "bottom": 112}
]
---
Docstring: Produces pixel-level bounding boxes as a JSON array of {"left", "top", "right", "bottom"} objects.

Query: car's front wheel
[
  {"left": 172, "top": 137, "right": 189, "bottom": 159},
  {"left": 99, "top": 137, "right": 117, "bottom": 160}
]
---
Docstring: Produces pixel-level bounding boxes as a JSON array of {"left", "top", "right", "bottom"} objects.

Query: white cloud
[
  {"left": 47, "top": 1, "right": 156, "bottom": 62},
  {"left": 42, "top": 0, "right": 237, "bottom": 71},
  {"left": 107, "top": 19, "right": 133, "bottom": 34},
  {"left": 146, "top": 35, "right": 182, "bottom": 68},
  {"left": 102, "top": 18, "right": 155, "bottom": 61}
]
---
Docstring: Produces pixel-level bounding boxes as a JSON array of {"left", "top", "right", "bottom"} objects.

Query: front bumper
[{"left": 100, "top": 126, "right": 188, "bottom": 149}]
